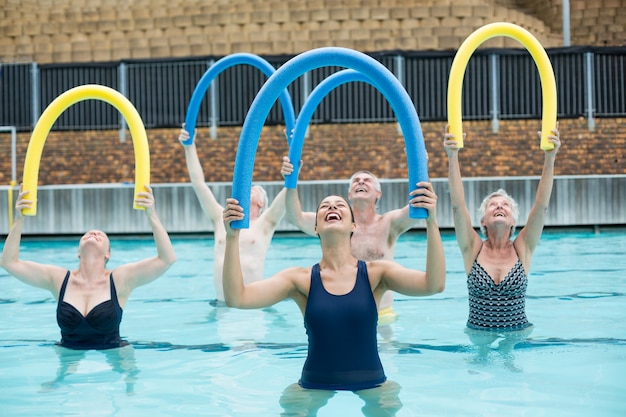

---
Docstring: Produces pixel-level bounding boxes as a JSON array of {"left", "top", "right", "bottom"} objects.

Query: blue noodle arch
[
  {"left": 286, "top": 69, "right": 381, "bottom": 190},
  {"left": 183, "top": 52, "right": 296, "bottom": 145},
  {"left": 231, "top": 47, "right": 429, "bottom": 228}
]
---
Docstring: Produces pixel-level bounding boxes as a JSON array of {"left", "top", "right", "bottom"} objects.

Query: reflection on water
[
  {"left": 206, "top": 303, "right": 292, "bottom": 351},
  {"left": 279, "top": 380, "right": 403, "bottom": 417},
  {"left": 464, "top": 326, "right": 534, "bottom": 373},
  {"left": 39, "top": 344, "right": 139, "bottom": 395},
  {"left": 0, "top": 232, "right": 624, "bottom": 416}
]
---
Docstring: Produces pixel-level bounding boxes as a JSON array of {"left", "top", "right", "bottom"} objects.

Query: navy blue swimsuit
[
  {"left": 300, "top": 260, "right": 386, "bottom": 391},
  {"left": 56, "top": 271, "right": 125, "bottom": 350}
]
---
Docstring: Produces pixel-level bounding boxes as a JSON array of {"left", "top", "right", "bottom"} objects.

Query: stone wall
[
  {"left": 1, "top": 0, "right": 624, "bottom": 64},
  {"left": 505, "top": 0, "right": 626, "bottom": 46},
  {"left": 1, "top": 118, "right": 623, "bottom": 186}
]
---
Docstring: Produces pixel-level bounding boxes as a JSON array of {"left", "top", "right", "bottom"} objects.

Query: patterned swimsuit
[{"left": 466, "top": 255, "right": 531, "bottom": 331}]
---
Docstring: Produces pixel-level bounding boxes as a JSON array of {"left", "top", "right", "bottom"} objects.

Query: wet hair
[
  {"left": 349, "top": 170, "right": 381, "bottom": 193},
  {"left": 478, "top": 189, "right": 519, "bottom": 238},
  {"left": 251, "top": 185, "right": 268, "bottom": 215}
]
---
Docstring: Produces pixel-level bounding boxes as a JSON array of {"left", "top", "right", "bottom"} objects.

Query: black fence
[{"left": 1, "top": 46, "right": 625, "bottom": 132}]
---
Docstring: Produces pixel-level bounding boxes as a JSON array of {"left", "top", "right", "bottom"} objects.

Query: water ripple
[{"left": 1, "top": 337, "right": 623, "bottom": 354}]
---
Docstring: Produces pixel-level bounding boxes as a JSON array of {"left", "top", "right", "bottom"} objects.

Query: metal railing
[{"left": 1, "top": 47, "right": 625, "bottom": 133}]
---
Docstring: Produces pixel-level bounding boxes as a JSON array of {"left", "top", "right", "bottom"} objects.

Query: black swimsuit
[
  {"left": 300, "top": 261, "right": 386, "bottom": 391},
  {"left": 56, "top": 271, "right": 125, "bottom": 350}
]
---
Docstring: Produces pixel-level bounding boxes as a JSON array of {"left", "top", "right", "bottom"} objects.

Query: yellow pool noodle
[
  {"left": 22, "top": 84, "right": 149, "bottom": 216},
  {"left": 447, "top": 22, "right": 557, "bottom": 150}
]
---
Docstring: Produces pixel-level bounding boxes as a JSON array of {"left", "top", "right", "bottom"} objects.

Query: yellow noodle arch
[
  {"left": 22, "top": 84, "right": 149, "bottom": 215},
  {"left": 447, "top": 22, "right": 557, "bottom": 150}
]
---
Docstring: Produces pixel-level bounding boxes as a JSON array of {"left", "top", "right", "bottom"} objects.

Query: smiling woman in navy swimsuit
[
  {"left": 1, "top": 184, "right": 176, "bottom": 350},
  {"left": 442, "top": 123, "right": 561, "bottom": 367},
  {"left": 222, "top": 188, "right": 445, "bottom": 416}
]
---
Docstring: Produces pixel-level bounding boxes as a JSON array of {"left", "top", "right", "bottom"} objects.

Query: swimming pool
[{"left": 1, "top": 230, "right": 624, "bottom": 416}]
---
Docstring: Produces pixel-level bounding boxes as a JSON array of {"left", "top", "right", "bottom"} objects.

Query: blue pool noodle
[
  {"left": 232, "top": 47, "right": 429, "bottom": 228},
  {"left": 286, "top": 70, "right": 378, "bottom": 190},
  {"left": 287, "top": 68, "right": 428, "bottom": 219},
  {"left": 183, "top": 53, "right": 296, "bottom": 145}
]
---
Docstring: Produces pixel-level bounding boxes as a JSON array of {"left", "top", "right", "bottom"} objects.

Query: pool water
[{"left": 0, "top": 231, "right": 624, "bottom": 416}]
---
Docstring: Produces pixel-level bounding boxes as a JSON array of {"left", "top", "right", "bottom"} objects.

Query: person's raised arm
[
  {"left": 0, "top": 188, "right": 66, "bottom": 294},
  {"left": 222, "top": 197, "right": 298, "bottom": 308},
  {"left": 179, "top": 126, "right": 223, "bottom": 224},
  {"left": 443, "top": 126, "right": 481, "bottom": 263},
  {"left": 386, "top": 203, "right": 420, "bottom": 242},
  {"left": 258, "top": 187, "right": 287, "bottom": 232},
  {"left": 378, "top": 182, "right": 445, "bottom": 295},
  {"left": 516, "top": 124, "right": 561, "bottom": 261},
  {"left": 386, "top": 141, "right": 430, "bottom": 236},
  {"left": 280, "top": 156, "right": 316, "bottom": 236},
  {"left": 422, "top": 182, "right": 446, "bottom": 294},
  {"left": 114, "top": 185, "right": 176, "bottom": 295}
]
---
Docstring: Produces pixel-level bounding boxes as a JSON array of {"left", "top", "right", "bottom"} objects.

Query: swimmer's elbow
[
  {"left": 165, "top": 254, "right": 177, "bottom": 267},
  {"left": 157, "top": 254, "right": 176, "bottom": 270},
  {"left": 426, "top": 276, "right": 445, "bottom": 295},
  {"left": 0, "top": 257, "right": 16, "bottom": 272},
  {"left": 223, "top": 295, "right": 242, "bottom": 309},
  {"left": 222, "top": 288, "right": 240, "bottom": 308}
]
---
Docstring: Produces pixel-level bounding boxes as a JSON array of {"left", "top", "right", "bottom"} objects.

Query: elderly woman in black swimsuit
[
  {"left": 442, "top": 123, "right": 561, "bottom": 366},
  {"left": 1, "top": 185, "right": 176, "bottom": 350}
]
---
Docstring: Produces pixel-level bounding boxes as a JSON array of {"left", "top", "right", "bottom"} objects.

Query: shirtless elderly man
[
  {"left": 281, "top": 157, "right": 423, "bottom": 319},
  {"left": 179, "top": 128, "right": 286, "bottom": 303}
]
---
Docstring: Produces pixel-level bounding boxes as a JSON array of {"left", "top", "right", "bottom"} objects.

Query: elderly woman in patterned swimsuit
[{"left": 442, "top": 123, "right": 561, "bottom": 364}]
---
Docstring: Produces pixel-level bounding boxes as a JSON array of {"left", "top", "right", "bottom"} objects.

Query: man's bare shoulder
[
  {"left": 383, "top": 205, "right": 419, "bottom": 236},
  {"left": 246, "top": 215, "right": 282, "bottom": 236},
  {"left": 381, "top": 206, "right": 409, "bottom": 222}
]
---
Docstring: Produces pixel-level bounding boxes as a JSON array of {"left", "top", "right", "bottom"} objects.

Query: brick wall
[
  {"left": 1, "top": 0, "right": 624, "bottom": 64},
  {"left": 1, "top": 118, "right": 623, "bottom": 186},
  {"left": 1, "top": 1, "right": 623, "bottom": 184}
]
